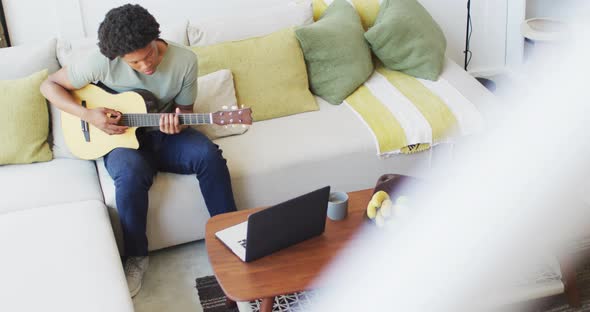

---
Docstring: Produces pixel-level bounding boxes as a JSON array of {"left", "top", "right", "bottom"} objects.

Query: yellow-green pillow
[
  {"left": 191, "top": 28, "right": 318, "bottom": 121},
  {"left": 0, "top": 70, "right": 52, "bottom": 165},
  {"left": 313, "top": 0, "right": 381, "bottom": 30}
]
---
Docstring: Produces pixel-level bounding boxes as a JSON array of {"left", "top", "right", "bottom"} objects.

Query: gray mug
[{"left": 327, "top": 191, "right": 349, "bottom": 221}]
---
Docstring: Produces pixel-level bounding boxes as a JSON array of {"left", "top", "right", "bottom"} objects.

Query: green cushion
[
  {"left": 364, "top": 0, "right": 446, "bottom": 81},
  {"left": 296, "top": 0, "right": 374, "bottom": 105},
  {"left": 191, "top": 28, "right": 318, "bottom": 121},
  {"left": 0, "top": 69, "right": 52, "bottom": 165}
]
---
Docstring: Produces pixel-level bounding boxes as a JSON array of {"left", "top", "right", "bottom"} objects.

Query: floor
[
  {"left": 133, "top": 240, "right": 213, "bottom": 312},
  {"left": 475, "top": 73, "right": 515, "bottom": 97}
]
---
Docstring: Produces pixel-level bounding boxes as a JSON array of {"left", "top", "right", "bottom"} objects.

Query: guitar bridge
[{"left": 81, "top": 100, "right": 90, "bottom": 142}]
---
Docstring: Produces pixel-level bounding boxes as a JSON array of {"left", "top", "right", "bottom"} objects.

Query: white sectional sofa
[{"left": 0, "top": 7, "right": 495, "bottom": 312}]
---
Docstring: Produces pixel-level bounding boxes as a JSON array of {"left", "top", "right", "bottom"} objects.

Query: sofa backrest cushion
[
  {"left": 191, "top": 28, "right": 318, "bottom": 121},
  {"left": 0, "top": 39, "right": 59, "bottom": 79},
  {"left": 187, "top": 0, "right": 313, "bottom": 47},
  {"left": 56, "top": 20, "right": 189, "bottom": 68},
  {"left": 0, "top": 39, "right": 64, "bottom": 160},
  {"left": 295, "top": 0, "right": 374, "bottom": 105},
  {"left": 0, "top": 69, "right": 53, "bottom": 165}
]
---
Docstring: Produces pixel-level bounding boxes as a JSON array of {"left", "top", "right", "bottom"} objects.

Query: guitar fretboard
[{"left": 121, "top": 113, "right": 212, "bottom": 127}]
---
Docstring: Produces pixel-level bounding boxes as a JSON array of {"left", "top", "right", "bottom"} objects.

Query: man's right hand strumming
[
  {"left": 39, "top": 67, "right": 128, "bottom": 136},
  {"left": 84, "top": 107, "right": 128, "bottom": 135}
]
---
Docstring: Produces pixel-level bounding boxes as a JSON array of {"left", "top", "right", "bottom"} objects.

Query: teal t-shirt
[{"left": 67, "top": 40, "right": 198, "bottom": 113}]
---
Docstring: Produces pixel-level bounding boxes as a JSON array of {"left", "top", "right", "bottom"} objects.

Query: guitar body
[{"left": 63, "top": 84, "right": 149, "bottom": 160}]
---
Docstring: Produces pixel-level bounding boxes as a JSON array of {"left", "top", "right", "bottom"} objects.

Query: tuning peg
[
  {"left": 222, "top": 105, "right": 228, "bottom": 110},
  {"left": 231, "top": 105, "right": 237, "bottom": 110},
  {"left": 242, "top": 125, "right": 247, "bottom": 128},
  {"left": 224, "top": 125, "right": 228, "bottom": 129}
]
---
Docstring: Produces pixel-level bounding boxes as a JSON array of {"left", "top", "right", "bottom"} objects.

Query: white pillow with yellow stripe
[
  {"left": 344, "top": 61, "right": 484, "bottom": 157},
  {"left": 312, "top": 0, "right": 382, "bottom": 30}
]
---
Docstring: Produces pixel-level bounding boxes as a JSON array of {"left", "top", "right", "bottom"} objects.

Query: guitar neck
[{"left": 121, "top": 113, "right": 212, "bottom": 127}]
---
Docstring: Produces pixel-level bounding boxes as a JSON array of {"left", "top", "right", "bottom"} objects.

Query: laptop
[{"left": 215, "top": 186, "right": 331, "bottom": 262}]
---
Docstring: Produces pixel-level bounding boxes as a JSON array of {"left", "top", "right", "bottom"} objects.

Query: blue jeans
[{"left": 104, "top": 128, "right": 237, "bottom": 256}]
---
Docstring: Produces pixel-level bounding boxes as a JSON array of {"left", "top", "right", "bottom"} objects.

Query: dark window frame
[{"left": 0, "top": 0, "right": 11, "bottom": 47}]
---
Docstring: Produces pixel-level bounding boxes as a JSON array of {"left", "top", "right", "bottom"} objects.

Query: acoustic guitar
[{"left": 62, "top": 84, "right": 252, "bottom": 160}]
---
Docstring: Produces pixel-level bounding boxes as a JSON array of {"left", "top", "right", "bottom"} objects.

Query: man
[{"left": 40, "top": 4, "right": 237, "bottom": 297}]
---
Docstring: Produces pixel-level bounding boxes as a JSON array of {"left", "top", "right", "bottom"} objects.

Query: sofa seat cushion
[
  {"left": 216, "top": 96, "right": 435, "bottom": 208},
  {"left": 0, "top": 158, "right": 103, "bottom": 214},
  {"left": 0, "top": 200, "right": 133, "bottom": 312},
  {"left": 97, "top": 95, "right": 432, "bottom": 250},
  {"left": 96, "top": 159, "right": 211, "bottom": 251}
]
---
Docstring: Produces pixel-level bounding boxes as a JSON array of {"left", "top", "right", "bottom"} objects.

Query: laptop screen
[{"left": 244, "top": 186, "right": 331, "bottom": 262}]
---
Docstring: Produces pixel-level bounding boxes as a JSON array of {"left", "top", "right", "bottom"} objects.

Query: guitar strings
[{"left": 121, "top": 113, "right": 212, "bottom": 127}]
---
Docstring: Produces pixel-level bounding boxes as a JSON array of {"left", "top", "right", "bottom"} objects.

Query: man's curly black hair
[{"left": 98, "top": 4, "right": 161, "bottom": 60}]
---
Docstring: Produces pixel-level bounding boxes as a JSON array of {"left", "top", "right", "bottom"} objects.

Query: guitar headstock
[{"left": 212, "top": 106, "right": 253, "bottom": 127}]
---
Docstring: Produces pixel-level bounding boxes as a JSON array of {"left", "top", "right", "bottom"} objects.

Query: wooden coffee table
[{"left": 205, "top": 189, "right": 373, "bottom": 312}]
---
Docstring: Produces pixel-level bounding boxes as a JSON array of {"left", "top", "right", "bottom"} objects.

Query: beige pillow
[
  {"left": 56, "top": 38, "right": 98, "bottom": 67},
  {"left": 0, "top": 70, "right": 53, "bottom": 165},
  {"left": 193, "top": 69, "right": 248, "bottom": 140},
  {"left": 191, "top": 27, "right": 318, "bottom": 121}
]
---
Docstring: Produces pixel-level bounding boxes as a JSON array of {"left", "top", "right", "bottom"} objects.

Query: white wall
[
  {"left": 526, "top": 0, "right": 585, "bottom": 19},
  {"left": 3, "top": 0, "right": 293, "bottom": 45},
  {"left": 420, "top": 0, "right": 510, "bottom": 75},
  {"left": 2, "top": 0, "right": 521, "bottom": 75}
]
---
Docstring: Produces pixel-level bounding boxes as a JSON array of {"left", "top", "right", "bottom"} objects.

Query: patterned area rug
[
  {"left": 195, "top": 276, "right": 239, "bottom": 312},
  {"left": 197, "top": 259, "right": 590, "bottom": 312},
  {"left": 526, "top": 260, "right": 590, "bottom": 312},
  {"left": 195, "top": 276, "right": 316, "bottom": 312},
  {"left": 492, "top": 258, "right": 590, "bottom": 312}
]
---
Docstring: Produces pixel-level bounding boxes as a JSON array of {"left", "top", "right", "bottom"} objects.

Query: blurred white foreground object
[{"left": 308, "top": 15, "right": 590, "bottom": 312}]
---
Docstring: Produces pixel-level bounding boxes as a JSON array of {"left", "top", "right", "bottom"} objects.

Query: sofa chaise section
[{"left": 0, "top": 200, "right": 133, "bottom": 312}]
